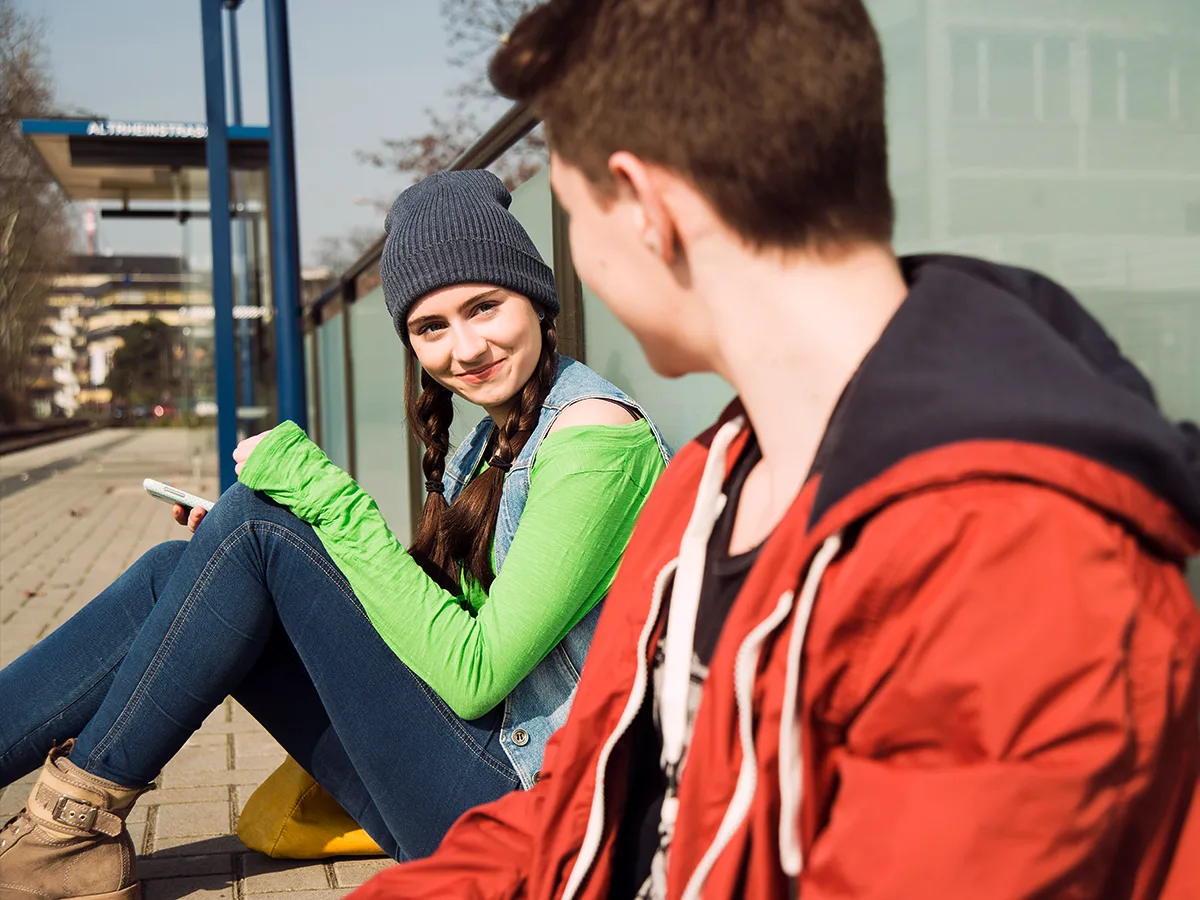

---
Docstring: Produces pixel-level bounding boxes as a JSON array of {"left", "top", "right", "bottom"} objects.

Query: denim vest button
[
  {"left": 532, "top": 770, "right": 541, "bottom": 784},
  {"left": 511, "top": 728, "right": 530, "bottom": 747}
]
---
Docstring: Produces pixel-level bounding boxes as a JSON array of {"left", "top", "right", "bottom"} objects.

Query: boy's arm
[
  {"left": 799, "top": 482, "right": 1199, "bottom": 898},
  {"left": 351, "top": 792, "right": 533, "bottom": 900}
]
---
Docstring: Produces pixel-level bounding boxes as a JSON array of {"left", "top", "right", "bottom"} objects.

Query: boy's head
[{"left": 490, "top": 0, "right": 893, "bottom": 376}]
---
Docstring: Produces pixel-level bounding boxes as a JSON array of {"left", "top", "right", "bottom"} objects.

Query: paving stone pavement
[{"left": 0, "top": 429, "right": 393, "bottom": 900}]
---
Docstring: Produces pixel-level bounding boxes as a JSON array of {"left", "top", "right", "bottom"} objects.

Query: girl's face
[{"left": 407, "top": 283, "right": 544, "bottom": 420}]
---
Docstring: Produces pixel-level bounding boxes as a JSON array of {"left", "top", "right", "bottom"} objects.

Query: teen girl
[{"left": 0, "top": 169, "right": 669, "bottom": 900}]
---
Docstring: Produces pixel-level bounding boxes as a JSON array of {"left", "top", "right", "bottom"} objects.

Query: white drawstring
[
  {"left": 681, "top": 587, "right": 797, "bottom": 900},
  {"left": 658, "top": 416, "right": 744, "bottom": 777},
  {"left": 778, "top": 533, "right": 843, "bottom": 877},
  {"left": 648, "top": 415, "right": 744, "bottom": 900}
]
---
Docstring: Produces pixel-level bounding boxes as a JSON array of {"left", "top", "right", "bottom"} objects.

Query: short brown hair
[{"left": 490, "top": 0, "right": 894, "bottom": 251}]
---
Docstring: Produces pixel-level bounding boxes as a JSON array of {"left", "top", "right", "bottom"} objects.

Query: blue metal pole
[
  {"left": 226, "top": 1, "right": 244, "bottom": 126},
  {"left": 226, "top": 1, "right": 255, "bottom": 414},
  {"left": 201, "top": 0, "right": 239, "bottom": 490},
  {"left": 236, "top": 245, "right": 255, "bottom": 409},
  {"left": 264, "top": 0, "right": 307, "bottom": 431}
]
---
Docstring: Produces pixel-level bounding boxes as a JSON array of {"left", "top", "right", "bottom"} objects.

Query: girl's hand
[
  {"left": 172, "top": 503, "right": 207, "bottom": 533},
  {"left": 233, "top": 430, "right": 272, "bottom": 476}
]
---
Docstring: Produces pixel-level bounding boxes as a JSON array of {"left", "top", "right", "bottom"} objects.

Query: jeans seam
[
  {"left": 247, "top": 523, "right": 362, "bottom": 611},
  {"left": 85, "top": 522, "right": 257, "bottom": 770},
  {"left": 408, "top": 673, "right": 520, "bottom": 785},
  {"left": 558, "top": 643, "right": 581, "bottom": 682},
  {"left": 85, "top": 518, "right": 351, "bottom": 771}
]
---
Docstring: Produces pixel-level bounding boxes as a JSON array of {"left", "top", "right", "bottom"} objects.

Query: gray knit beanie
[{"left": 380, "top": 169, "right": 560, "bottom": 341}]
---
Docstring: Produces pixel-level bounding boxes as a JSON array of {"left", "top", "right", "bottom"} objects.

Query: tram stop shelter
[
  {"left": 22, "top": 118, "right": 283, "bottom": 489},
  {"left": 22, "top": 0, "right": 308, "bottom": 490}
]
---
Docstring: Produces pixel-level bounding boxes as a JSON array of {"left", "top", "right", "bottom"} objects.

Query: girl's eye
[
  {"left": 418, "top": 321, "right": 446, "bottom": 336},
  {"left": 472, "top": 300, "right": 499, "bottom": 316}
]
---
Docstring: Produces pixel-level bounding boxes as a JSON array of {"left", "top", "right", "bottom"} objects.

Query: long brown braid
[{"left": 405, "top": 321, "right": 559, "bottom": 593}]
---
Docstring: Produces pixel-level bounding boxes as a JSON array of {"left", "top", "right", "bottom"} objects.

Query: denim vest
[{"left": 442, "top": 356, "right": 672, "bottom": 787}]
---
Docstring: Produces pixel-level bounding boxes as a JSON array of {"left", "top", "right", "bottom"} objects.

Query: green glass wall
[
  {"left": 350, "top": 287, "right": 414, "bottom": 540},
  {"left": 871, "top": 0, "right": 1200, "bottom": 590},
  {"left": 315, "top": 311, "right": 349, "bottom": 471}
]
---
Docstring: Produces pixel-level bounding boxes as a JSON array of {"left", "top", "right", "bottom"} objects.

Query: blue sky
[{"left": 16, "top": 0, "right": 494, "bottom": 264}]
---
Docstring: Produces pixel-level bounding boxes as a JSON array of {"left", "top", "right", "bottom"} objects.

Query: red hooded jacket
[{"left": 352, "top": 255, "right": 1200, "bottom": 898}]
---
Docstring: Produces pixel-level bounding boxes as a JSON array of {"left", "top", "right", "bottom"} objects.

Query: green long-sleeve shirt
[{"left": 238, "top": 418, "right": 665, "bottom": 720}]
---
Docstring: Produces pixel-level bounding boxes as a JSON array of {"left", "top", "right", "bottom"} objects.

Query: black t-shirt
[{"left": 607, "top": 435, "right": 763, "bottom": 899}]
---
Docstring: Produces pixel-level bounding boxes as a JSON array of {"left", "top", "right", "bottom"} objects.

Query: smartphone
[{"left": 143, "top": 478, "right": 215, "bottom": 513}]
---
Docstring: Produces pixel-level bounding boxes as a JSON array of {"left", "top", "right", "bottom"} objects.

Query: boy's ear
[{"left": 609, "top": 151, "right": 678, "bottom": 265}]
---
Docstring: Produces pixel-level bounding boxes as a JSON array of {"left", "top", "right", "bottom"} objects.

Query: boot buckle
[{"left": 52, "top": 796, "right": 98, "bottom": 832}]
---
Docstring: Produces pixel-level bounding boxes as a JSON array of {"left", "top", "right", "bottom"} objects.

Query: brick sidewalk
[{"left": 0, "top": 429, "right": 391, "bottom": 900}]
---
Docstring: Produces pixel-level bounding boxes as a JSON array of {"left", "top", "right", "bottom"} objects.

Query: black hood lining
[{"left": 808, "top": 255, "right": 1200, "bottom": 533}]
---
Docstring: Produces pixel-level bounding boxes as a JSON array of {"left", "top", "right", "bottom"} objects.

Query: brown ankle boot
[{"left": 0, "top": 741, "right": 153, "bottom": 900}]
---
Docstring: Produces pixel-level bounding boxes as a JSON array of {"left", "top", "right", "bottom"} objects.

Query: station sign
[{"left": 84, "top": 121, "right": 209, "bottom": 139}]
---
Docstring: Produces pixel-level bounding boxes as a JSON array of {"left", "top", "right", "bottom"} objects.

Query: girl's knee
[
  {"left": 211, "top": 481, "right": 301, "bottom": 531},
  {"left": 141, "top": 540, "right": 188, "bottom": 576},
  {"left": 220, "top": 480, "right": 257, "bottom": 506},
  {"left": 212, "top": 481, "right": 272, "bottom": 523},
  {"left": 136, "top": 540, "right": 188, "bottom": 606}
]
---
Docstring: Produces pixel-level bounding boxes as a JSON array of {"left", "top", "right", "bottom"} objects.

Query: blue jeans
[{"left": 0, "top": 483, "right": 521, "bottom": 860}]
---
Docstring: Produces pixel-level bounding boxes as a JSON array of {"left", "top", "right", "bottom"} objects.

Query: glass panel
[
  {"left": 315, "top": 312, "right": 350, "bottom": 470},
  {"left": 1183, "top": 44, "right": 1200, "bottom": 125},
  {"left": 951, "top": 33, "right": 981, "bottom": 119},
  {"left": 177, "top": 200, "right": 218, "bottom": 476},
  {"left": 1042, "top": 38, "right": 1072, "bottom": 123},
  {"left": 231, "top": 168, "right": 277, "bottom": 440},
  {"left": 350, "top": 287, "right": 414, "bottom": 542},
  {"left": 580, "top": 284, "right": 733, "bottom": 453},
  {"left": 1091, "top": 40, "right": 1121, "bottom": 122},
  {"left": 304, "top": 330, "right": 317, "bottom": 441},
  {"left": 1126, "top": 40, "right": 1171, "bottom": 123},
  {"left": 988, "top": 34, "right": 1036, "bottom": 120},
  {"left": 508, "top": 166, "right": 555, "bottom": 261},
  {"left": 867, "top": 0, "right": 1200, "bottom": 592}
]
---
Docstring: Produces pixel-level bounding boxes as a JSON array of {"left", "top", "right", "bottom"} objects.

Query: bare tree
[
  {"left": 310, "top": 225, "right": 384, "bottom": 288},
  {"left": 0, "top": 0, "right": 71, "bottom": 423},
  {"left": 355, "top": 0, "right": 547, "bottom": 192},
  {"left": 308, "top": 0, "right": 546, "bottom": 276}
]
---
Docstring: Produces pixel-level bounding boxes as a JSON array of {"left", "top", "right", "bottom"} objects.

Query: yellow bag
[{"left": 237, "top": 755, "right": 386, "bottom": 859}]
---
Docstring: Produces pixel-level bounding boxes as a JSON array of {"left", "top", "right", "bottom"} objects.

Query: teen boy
[{"left": 353, "top": 0, "right": 1200, "bottom": 896}]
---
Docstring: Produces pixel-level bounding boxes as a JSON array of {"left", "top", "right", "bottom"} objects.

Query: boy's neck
[{"left": 698, "top": 241, "right": 907, "bottom": 537}]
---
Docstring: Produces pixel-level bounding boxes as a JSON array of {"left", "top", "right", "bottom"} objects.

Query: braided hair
[{"left": 405, "top": 320, "right": 558, "bottom": 592}]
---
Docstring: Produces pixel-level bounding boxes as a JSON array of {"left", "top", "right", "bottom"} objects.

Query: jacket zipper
[{"left": 561, "top": 558, "right": 678, "bottom": 900}]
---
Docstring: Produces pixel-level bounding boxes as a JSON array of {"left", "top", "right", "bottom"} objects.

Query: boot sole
[{"left": 61, "top": 885, "right": 140, "bottom": 900}]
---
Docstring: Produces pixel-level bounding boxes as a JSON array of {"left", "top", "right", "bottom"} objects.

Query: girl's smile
[{"left": 458, "top": 359, "right": 507, "bottom": 384}]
